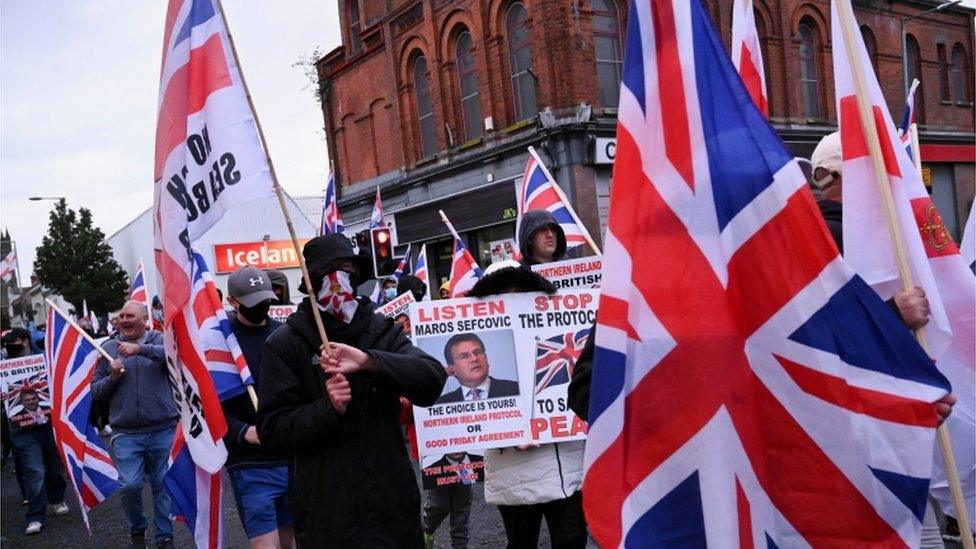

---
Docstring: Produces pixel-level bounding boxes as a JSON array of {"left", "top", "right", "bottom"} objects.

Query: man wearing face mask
[
  {"left": 256, "top": 234, "right": 447, "bottom": 548},
  {"left": 224, "top": 266, "right": 294, "bottom": 549}
]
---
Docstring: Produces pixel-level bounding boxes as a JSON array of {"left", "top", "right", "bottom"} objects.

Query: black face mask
[
  {"left": 238, "top": 301, "right": 271, "bottom": 324},
  {"left": 4, "top": 343, "right": 24, "bottom": 357}
]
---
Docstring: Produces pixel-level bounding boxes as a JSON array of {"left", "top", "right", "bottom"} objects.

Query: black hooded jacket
[
  {"left": 818, "top": 199, "right": 843, "bottom": 254},
  {"left": 256, "top": 300, "right": 446, "bottom": 548},
  {"left": 518, "top": 210, "right": 567, "bottom": 268}
]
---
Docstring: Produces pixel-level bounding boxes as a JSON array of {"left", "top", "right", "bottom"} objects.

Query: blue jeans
[
  {"left": 112, "top": 427, "right": 175, "bottom": 542},
  {"left": 10, "top": 426, "right": 67, "bottom": 524}
]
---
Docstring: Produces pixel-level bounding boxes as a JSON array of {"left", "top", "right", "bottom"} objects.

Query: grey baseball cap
[{"left": 227, "top": 266, "right": 277, "bottom": 307}]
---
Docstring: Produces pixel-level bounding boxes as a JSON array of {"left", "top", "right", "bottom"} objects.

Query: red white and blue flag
[
  {"left": 832, "top": 0, "right": 976, "bottom": 527},
  {"left": 131, "top": 260, "right": 151, "bottom": 310},
  {"left": 45, "top": 306, "right": 120, "bottom": 531},
  {"left": 154, "top": 0, "right": 274, "bottom": 474},
  {"left": 516, "top": 147, "right": 594, "bottom": 254},
  {"left": 898, "top": 79, "right": 920, "bottom": 161},
  {"left": 535, "top": 329, "right": 589, "bottom": 395},
  {"left": 370, "top": 187, "right": 386, "bottom": 229},
  {"left": 414, "top": 244, "right": 431, "bottom": 301},
  {"left": 582, "top": 1, "right": 950, "bottom": 547},
  {"left": 449, "top": 238, "right": 482, "bottom": 299},
  {"left": 731, "top": 0, "right": 767, "bottom": 116},
  {"left": 1, "top": 248, "right": 17, "bottom": 284},
  {"left": 319, "top": 169, "right": 345, "bottom": 236},
  {"left": 165, "top": 427, "right": 223, "bottom": 549}
]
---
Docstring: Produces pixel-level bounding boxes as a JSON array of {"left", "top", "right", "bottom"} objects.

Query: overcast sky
[{"left": 1, "top": 1, "right": 339, "bottom": 278}]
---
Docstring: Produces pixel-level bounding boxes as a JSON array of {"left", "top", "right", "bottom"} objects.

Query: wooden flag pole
[
  {"left": 46, "top": 300, "right": 115, "bottom": 364},
  {"left": 215, "top": 0, "right": 331, "bottom": 357},
  {"left": 526, "top": 146, "right": 602, "bottom": 255},
  {"left": 438, "top": 210, "right": 464, "bottom": 242},
  {"left": 836, "top": 1, "right": 973, "bottom": 544}
]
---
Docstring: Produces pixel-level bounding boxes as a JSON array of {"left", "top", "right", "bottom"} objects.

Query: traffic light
[{"left": 370, "top": 227, "right": 394, "bottom": 277}]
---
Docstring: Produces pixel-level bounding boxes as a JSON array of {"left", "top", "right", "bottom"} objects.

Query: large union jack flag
[
  {"left": 517, "top": 146, "right": 595, "bottom": 254},
  {"left": 535, "top": 329, "right": 589, "bottom": 395},
  {"left": 45, "top": 307, "right": 120, "bottom": 531},
  {"left": 582, "top": 1, "right": 951, "bottom": 547}
]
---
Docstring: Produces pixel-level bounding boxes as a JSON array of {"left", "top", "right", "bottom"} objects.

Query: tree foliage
[{"left": 35, "top": 199, "right": 128, "bottom": 316}]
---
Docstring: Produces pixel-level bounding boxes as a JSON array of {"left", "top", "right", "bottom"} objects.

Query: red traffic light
[{"left": 370, "top": 227, "right": 394, "bottom": 277}]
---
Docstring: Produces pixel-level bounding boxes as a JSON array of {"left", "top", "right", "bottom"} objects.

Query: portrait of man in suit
[{"left": 435, "top": 333, "right": 520, "bottom": 404}]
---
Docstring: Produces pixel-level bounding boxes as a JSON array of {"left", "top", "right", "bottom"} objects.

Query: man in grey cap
[{"left": 224, "top": 266, "right": 294, "bottom": 548}]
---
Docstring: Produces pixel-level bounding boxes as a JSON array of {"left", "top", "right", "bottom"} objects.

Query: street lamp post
[{"left": 28, "top": 196, "right": 66, "bottom": 202}]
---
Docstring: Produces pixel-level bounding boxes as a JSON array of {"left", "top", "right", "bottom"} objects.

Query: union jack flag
[
  {"left": 45, "top": 306, "right": 120, "bottom": 531},
  {"left": 165, "top": 427, "right": 224, "bottom": 549},
  {"left": 516, "top": 147, "right": 594, "bottom": 253},
  {"left": 582, "top": 1, "right": 950, "bottom": 547},
  {"left": 731, "top": 0, "right": 767, "bottom": 116},
  {"left": 320, "top": 169, "right": 345, "bottom": 236},
  {"left": 131, "top": 260, "right": 150, "bottom": 308},
  {"left": 449, "top": 237, "right": 482, "bottom": 298},
  {"left": 154, "top": 0, "right": 273, "bottom": 474},
  {"left": 414, "top": 244, "right": 431, "bottom": 301},
  {"left": 898, "top": 79, "right": 920, "bottom": 161},
  {"left": 535, "top": 329, "right": 589, "bottom": 395},
  {"left": 370, "top": 187, "right": 386, "bottom": 229}
]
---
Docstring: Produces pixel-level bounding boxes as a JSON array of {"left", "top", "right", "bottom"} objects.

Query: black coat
[
  {"left": 434, "top": 376, "right": 520, "bottom": 404},
  {"left": 256, "top": 300, "right": 446, "bottom": 548}
]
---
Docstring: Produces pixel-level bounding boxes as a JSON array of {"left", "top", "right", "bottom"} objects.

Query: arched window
[
  {"left": 413, "top": 55, "right": 437, "bottom": 158},
  {"left": 348, "top": 1, "right": 362, "bottom": 54},
  {"left": 506, "top": 2, "right": 537, "bottom": 121},
  {"left": 798, "top": 20, "right": 821, "bottom": 119},
  {"left": 938, "top": 43, "right": 950, "bottom": 101},
  {"left": 860, "top": 26, "right": 878, "bottom": 76},
  {"left": 593, "top": 0, "right": 622, "bottom": 109},
  {"left": 906, "top": 35, "right": 925, "bottom": 123},
  {"left": 951, "top": 45, "right": 969, "bottom": 102},
  {"left": 456, "top": 31, "right": 483, "bottom": 142}
]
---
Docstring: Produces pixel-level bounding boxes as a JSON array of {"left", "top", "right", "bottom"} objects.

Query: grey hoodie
[
  {"left": 518, "top": 209, "right": 567, "bottom": 267},
  {"left": 91, "top": 330, "right": 178, "bottom": 434}
]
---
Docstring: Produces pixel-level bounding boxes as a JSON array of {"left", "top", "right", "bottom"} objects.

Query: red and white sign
[{"left": 213, "top": 240, "right": 309, "bottom": 274}]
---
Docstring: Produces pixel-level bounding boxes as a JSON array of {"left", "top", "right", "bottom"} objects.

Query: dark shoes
[{"left": 131, "top": 530, "right": 146, "bottom": 548}]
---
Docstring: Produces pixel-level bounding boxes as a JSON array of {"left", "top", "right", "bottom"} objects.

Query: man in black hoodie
[
  {"left": 224, "top": 266, "right": 293, "bottom": 548},
  {"left": 518, "top": 210, "right": 567, "bottom": 268},
  {"left": 256, "top": 234, "right": 446, "bottom": 548}
]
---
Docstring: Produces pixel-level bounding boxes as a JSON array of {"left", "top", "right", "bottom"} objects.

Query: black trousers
[{"left": 496, "top": 491, "right": 587, "bottom": 549}]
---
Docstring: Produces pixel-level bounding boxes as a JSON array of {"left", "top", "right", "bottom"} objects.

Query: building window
[
  {"left": 413, "top": 55, "right": 437, "bottom": 158},
  {"left": 456, "top": 31, "right": 483, "bottom": 142},
  {"left": 938, "top": 44, "right": 950, "bottom": 101},
  {"left": 348, "top": 1, "right": 362, "bottom": 54},
  {"left": 593, "top": 0, "right": 622, "bottom": 109},
  {"left": 906, "top": 35, "right": 925, "bottom": 123},
  {"left": 951, "top": 45, "right": 970, "bottom": 103},
  {"left": 860, "top": 26, "right": 878, "bottom": 77},
  {"left": 798, "top": 21, "right": 821, "bottom": 119},
  {"left": 506, "top": 2, "right": 537, "bottom": 121}
]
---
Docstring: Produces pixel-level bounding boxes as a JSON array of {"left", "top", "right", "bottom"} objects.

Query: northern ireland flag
[
  {"left": 832, "top": 0, "right": 976, "bottom": 527},
  {"left": 731, "top": 0, "right": 767, "bottom": 116}
]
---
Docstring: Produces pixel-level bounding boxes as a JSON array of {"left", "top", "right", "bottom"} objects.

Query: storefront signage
[
  {"left": 594, "top": 137, "right": 616, "bottom": 165},
  {"left": 213, "top": 239, "right": 309, "bottom": 274}
]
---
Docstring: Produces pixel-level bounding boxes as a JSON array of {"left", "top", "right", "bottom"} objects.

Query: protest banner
[
  {"left": 420, "top": 451, "right": 485, "bottom": 490},
  {"left": 510, "top": 289, "right": 597, "bottom": 443},
  {"left": 268, "top": 304, "right": 297, "bottom": 323},
  {"left": 0, "top": 354, "right": 51, "bottom": 432},
  {"left": 377, "top": 291, "right": 415, "bottom": 319},
  {"left": 532, "top": 256, "right": 602, "bottom": 290},
  {"left": 411, "top": 296, "right": 532, "bottom": 455}
]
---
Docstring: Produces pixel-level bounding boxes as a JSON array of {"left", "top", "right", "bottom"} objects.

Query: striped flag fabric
[
  {"left": 319, "top": 169, "right": 345, "bottom": 236},
  {"left": 45, "top": 306, "right": 120, "bottom": 531},
  {"left": 131, "top": 261, "right": 151, "bottom": 308},
  {"left": 370, "top": 187, "right": 386, "bottom": 229},
  {"left": 731, "top": 0, "right": 768, "bottom": 116},
  {"left": 516, "top": 147, "right": 595, "bottom": 254},
  {"left": 449, "top": 237, "right": 482, "bottom": 298},
  {"left": 832, "top": 0, "right": 976, "bottom": 527},
  {"left": 898, "top": 79, "right": 920, "bottom": 161},
  {"left": 165, "top": 427, "right": 223, "bottom": 549},
  {"left": 1, "top": 248, "right": 16, "bottom": 283},
  {"left": 154, "top": 0, "right": 274, "bottom": 474},
  {"left": 414, "top": 244, "right": 430, "bottom": 301},
  {"left": 962, "top": 200, "right": 976, "bottom": 268},
  {"left": 582, "top": 1, "right": 951, "bottom": 547}
]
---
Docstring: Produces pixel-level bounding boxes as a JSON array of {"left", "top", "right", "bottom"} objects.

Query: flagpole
[
  {"left": 438, "top": 210, "right": 464, "bottom": 242},
  {"left": 45, "top": 299, "right": 115, "bottom": 365},
  {"left": 214, "top": 0, "right": 332, "bottom": 355},
  {"left": 526, "top": 146, "right": 602, "bottom": 255},
  {"left": 836, "top": 2, "right": 973, "bottom": 544}
]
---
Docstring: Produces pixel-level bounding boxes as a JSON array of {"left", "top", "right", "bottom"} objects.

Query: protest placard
[
  {"left": 420, "top": 451, "right": 485, "bottom": 490},
  {"left": 268, "top": 304, "right": 297, "bottom": 323},
  {"left": 532, "top": 256, "right": 602, "bottom": 289},
  {"left": 510, "top": 289, "right": 597, "bottom": 443},
  {"left": 411, "top": 296, "right": 533, "bottom": 455},
  {"left": 0, "top": 354, "right": 52, "bottom": 432},
  {"left": 378, "top": 291, "right": 415, "bottom": 319}
]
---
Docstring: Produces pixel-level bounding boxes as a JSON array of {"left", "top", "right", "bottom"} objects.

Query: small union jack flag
[
  {"left": 320, "top": 170, "right": 345, "bottom": 236},
  {"left": 45, "top": 306, "right": 120, "bottom": 531},
  {"left": 535, "top": 329, "right": 590, "bottom": 395},
  {"left": 370, "top": 187, "right": 386, "bottom": 229}
]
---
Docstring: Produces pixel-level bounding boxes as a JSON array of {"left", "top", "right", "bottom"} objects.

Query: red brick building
[{"left": 317, "top": 0, "right": 974, "bottom": 286}]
